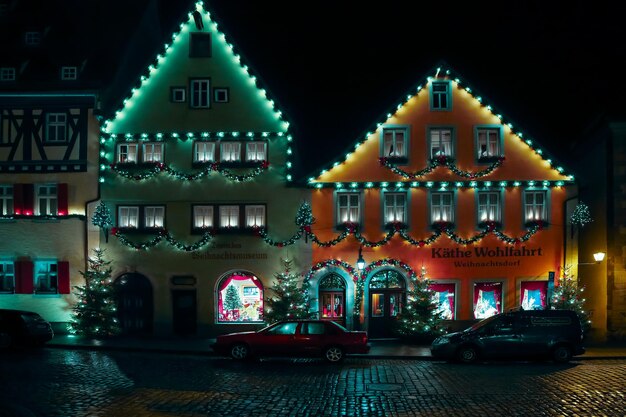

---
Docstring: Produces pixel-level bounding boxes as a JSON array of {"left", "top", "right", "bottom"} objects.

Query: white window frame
[
  {"left": 117, "top": 143, "right": 138, "bottom": 163},
  {"left": 384, "top": 192, "right": 407, "bottom": 224},
  {"left": 190, "top": 79, "right": 210, "bottom": 108},
  {"left": 214, "top": 88, "right": 229, "bottom": 103},
  {"left": 478, "top": 191, "right": 501, "bottom": 223},
  {"left": 245, "top": 205, "right": 265, "bottom": 228},
  {"left": 193, "top": 205, "right": 214, "bottom": 228},
  {"left": 61, "top": 66, "right": 77, "bottom": 80},
  {"left": 431, "top": 81, "right": 450, "bottom": 110},
  {"left": 118, "top": 206, "right": 139, "bottom": 228},
  {"left": 0, "top": 260, "right": 15, "bottom": 293},
  {"left": 171, "top": 87, "right": 186, "bottom": 103},
  {"left": 477, "top": 128, "right": 501, "bottom": 159},
  {"left": 46, "top": 113, "right": 67, "bottom": 142},
  {"left": 219, "top": 205, "right": 240, "bottom": 228},
  {"left": 430, "top": 192, "right": 454, "bottom": 223},
  {"left": 144, "top": 206, "right": 165, "bottom": 228},
  {"left": 336, "top": 192, "right": 361, "bottom": 225},
  {"left": 35, "top": 261, "right": 57, "bottom": 294},
  {"left": 142, "top": 142, "right": 163, "bottom": 163},
  {"left": 0, "top": 185, "right": 13, "bottom": 215},
  {"left": 194, "top": 142, "right": 215, "bottom": 162},
  {"left": 36, "top": 184, "right": 57, "bottom": 215},
  {"left": 524, "top": 191, "right": 547, "bottom": 222},
  {"left": 25, "top": 31, "right": 41, "bottom": 45},
  {"left": 0, "top": 67, "right": 15, "bottom": 81},
  {"left": 429, "top": 128, "right": 453, "bottom": 157},
  {"left": 382, "top": 128, "right": 406, "bottom": 158},
  {"left": 220, "top": 142, "right": 241, "bottom": 162},
  {"left": 245, "top": 142, "right": 266, "bottom": 162}
]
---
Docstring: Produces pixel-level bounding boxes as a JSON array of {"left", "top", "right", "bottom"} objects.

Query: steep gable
[{"left": 309, "top": 64, "right": 573, "bottom": 189}]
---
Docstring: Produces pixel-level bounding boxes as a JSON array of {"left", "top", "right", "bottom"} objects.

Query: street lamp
[
  {"left": 579, "top": 251, "right": 606, "bottom": 265},
  {"left": 356, "top": 246, "right": 365, "bottom": 271}
]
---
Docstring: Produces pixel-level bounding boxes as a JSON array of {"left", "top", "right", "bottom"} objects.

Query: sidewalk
[{"left": 45, "top": 334, "right": 626, "bottom": 360}]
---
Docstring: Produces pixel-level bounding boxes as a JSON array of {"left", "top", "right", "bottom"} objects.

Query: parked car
[
  {"left": 431, "top": 309, "right": 585, "bottom": 364},
  {"left": 0, "top": 309, "right": 54, "bottom": 349},
  {"left": 212, "top": 320, "right": 370, "bottom": 362}
]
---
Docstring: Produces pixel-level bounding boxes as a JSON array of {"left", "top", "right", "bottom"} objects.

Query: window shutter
[
  {"left": 57, "top": 183, "right": 68, "bottom": 215},
  {"left": 22, "top": 183, "right": 34, "bottom": 215},
  {"left": 57, "top": 261, "right": 70, "bottom": 294},
  {"left": 15, "top": 260, "right": 34, "bottom": 294}
]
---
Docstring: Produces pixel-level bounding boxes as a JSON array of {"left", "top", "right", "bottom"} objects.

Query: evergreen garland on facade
[
  {"left": 550, "top": 267, "right": 591, "bottom": 332},
  {"left": 264, "top": 259, "right": 315, "bottom": 324}
]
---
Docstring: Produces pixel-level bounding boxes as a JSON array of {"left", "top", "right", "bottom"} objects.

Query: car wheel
[
  {"left": 230, "top": 343, "right": 250, "bottom": 360},
  {"left": 552, "top": 345, "right": 572, "bottom": 363},
  {"left": 323, "top": 346, "right": 344, "bottom": 363},
  {"left": 456, "top": 345, "right": 479, "bottom": 364}
]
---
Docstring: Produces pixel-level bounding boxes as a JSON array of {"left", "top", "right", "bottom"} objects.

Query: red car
[{"left": 212, "top": 320, "right": 370, "bottom": 362}]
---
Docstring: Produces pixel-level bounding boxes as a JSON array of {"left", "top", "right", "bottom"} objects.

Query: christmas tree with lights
[
  {"left": 69, "top": 248, "right": 121, "bottom": 338},
  {"left": 264, "top": 258, "right": 315, "bottom": 324},
  {"left": 92, "top": 201, "right": 113, "bottom": 242},
  {"left": 394, "top": 266, "right": 446, "bottom": 341},
  {"left": 223, "top": 285, "right": 243, "bottom": 313},
  {"left": 550, "top": 267, "right": 591, "bottom": 332}
]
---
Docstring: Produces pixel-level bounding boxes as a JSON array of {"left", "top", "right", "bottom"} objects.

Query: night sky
[{"left": 201, "top": 1, "right": 625, "bottom": 179}]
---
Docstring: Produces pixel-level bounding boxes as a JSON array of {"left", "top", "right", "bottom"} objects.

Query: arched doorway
[
  {"left": 114, "top": 273, "right": 153, "bottom": 335},
  {"left": 319, "top": 273, "right": 346, "bottom": 327},
  {"left": 368, "top": 269, "right": 406, "bottom": 338}
]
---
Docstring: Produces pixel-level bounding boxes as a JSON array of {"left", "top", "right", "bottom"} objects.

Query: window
[
  {"left": 214, "top": 88, "right": 229, "bottom": 103},
  {"left": 0, "top": 67, "right": 15, "bottom": 81},
  {"left": 431, "top": 192, "right": 454, "bottom": 223},
  {"left": 0, "top": 261, "right": 15, "bottom": 293},
  {"left": 193, "top": 205, "right": 214, "bottom": 228},
  {"left": 144, "top": 206, "right": 165, "bottom": 228},
  {"left": 25, "top": 31, "right": 41, "bottom": 46},
  {"left": 219, "top": 205, "right": 240, "bottom": 228},
  {"left": 220, "top": 142, "right": 241, "bottom": 162},
  {"left": 217, "top": 273, "right": 263, "bottom": 322},
  {"left": 429, "top": 128, "right": 454, "bottom": 157},
  {"left": 189, "top": 33, "right": 211, "bottom": 58},
  {"left": 0, "top": 185, "right": 13, "bottom": 215},
  {"left": 142, "top": 143, "right": 163, "bottom": 163},
  {"left": 245, "top": 205, "right": 265, "bottom": 228},
  {"left": 430, "top": 81, "right": 451, "bottom": 110},
  {"left": 61, "top": 66, "right": 77, "bottom": 80},
  {"left": 301, "top": 322, "right": 326, "bottom": 335},
  {"left": 524, "top": 191, "right": 547, "bottom": 222},
  {"left": 473, "top": 282, "right": 503, "bottom": 319},
  {"left": 381, "top": 128, "right": 407, "bottom": 158},
  {"left": 35, "top": 261, "right": 57, "bottom": 294},
  {"left": 118, "top": 206, "right": 139, "bottom": 228},
  {"left": 117, "top": 143, "right": 138, "bottom": 163},
  {"left": 337, "top": 193, "right": 360, "bottom": 225},
  {"left": 428, "top": 283, "right": 456, "bottom": 320},
  {"left": 171, "top": 87, "right": 186, "bottom": 103},
  {"left": 36, "top": 184, "right": 57, "bottom": 215},
  {"left": 267, "top": 322, "right": 298, "bottom": 335},
  {"left": 520, "top": 281, "right": 548, "bottom": 310},
  {"left": 384, "top": 193, "right": 406, "bottom": 224},
  {"left": 477, "top": 191, "right": 501, "bottom": 223},
  {"left": 245, "top": 142, "right": 266, "bottom": 162},
  {"left": 476, "top": 128, "right": 501, "bottom": 159},
  {"left": 190, "top": 79, "right": 210, "bottom": 108},
  {"left": 194, "top": 142, "right": 215, "bottom": 162},
  {"left": 46, "top": 113, "right": 67, "bottom": 143}
]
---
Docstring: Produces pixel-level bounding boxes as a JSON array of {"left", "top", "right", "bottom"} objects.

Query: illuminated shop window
[
  {"left": 477, "top": 191, "right": 501, "bottom": 223},
  {"left": 319, "top": 273, "right": 346, "bottom": 321},
  {"left": 193, "top": 205, "right": 213, "bottom": 228},
  {"left": 381, "top": 127, "right": 407, "bottom": 158},
  {"left": 117, "top": 143, "right": 138, "bottom": 163},
  {"left": 430, "top": 191, "right": 454, "bottom": 223},
  {"left": 473, "top": 282, "right": 503, "bottom": 319},
  {"left": 384, "top": 192, "right": 406, "bottom": 224},
  {"left": 428, "top": 282, "right": 456, "bottom": 320},
  {"left": 429, "top": 128, "right": 454, "bottom": 157},
  {"left": 336, "top": 192, "right": 360, "bottom": 226},
  {"left": 520, "top": 281, "right": 547, "bottom": 310},
  {"left": 142, "top": 143, "right": 163, "bottom": 163},
  {"left": 524, "top": 190, "right": 547, "bottom": 222},
  {"left": 194, "top": 142, "right": 215, "bottom": 162},
  {"left": 217, "top": 273, "right": 263, "bottom": 323}
]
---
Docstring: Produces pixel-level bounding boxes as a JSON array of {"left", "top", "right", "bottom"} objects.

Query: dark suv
[
  {"left": 0, "top": 309, "right": 54, "bottom": 349},
  {"left": 431, "top": 309, "right": 585, "bottom": 363}
]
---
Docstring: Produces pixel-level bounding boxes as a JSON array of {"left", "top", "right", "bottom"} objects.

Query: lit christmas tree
[
  {"left": 69, "top": 248, "right": 121, "bottom": 337},
  {"left": 295, "top": 201, "right": 316, "bottom": 242},
  {"left": 92, "top": 201, "right": 113, "bottom": 242},
  {"left": 550, "top": 267, "right": 591, "bottom": 332},
  {"left": 223, "top": 285, "right": 243, "bottom": 315},
  {"left": 394, "top": 266, "right": 446, "bottom": 340},
  {"left": 264, "top": 258, "right": 315, "bottom": 324}
]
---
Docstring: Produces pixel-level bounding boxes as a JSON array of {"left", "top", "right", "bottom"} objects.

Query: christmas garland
[
  {"left": 379, "top": 155, "right": 504, "bottom": 179},
  {"left": 111, "top": 228, "right": 214, "bottom": 251},
  {"left": 109, "top": 160, "right": 269, "bottom": 182}
]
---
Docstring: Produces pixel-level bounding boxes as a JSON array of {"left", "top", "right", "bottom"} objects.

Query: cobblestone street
[{"left": 1, "top": 349, "right": 625, "bottom": 417}]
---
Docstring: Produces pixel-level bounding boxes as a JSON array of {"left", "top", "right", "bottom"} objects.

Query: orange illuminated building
[{"left": 306, "top": 64, "right": 576, "bottom": 337}]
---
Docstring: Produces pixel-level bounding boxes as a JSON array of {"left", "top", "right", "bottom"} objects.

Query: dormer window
[
  {"left": 61, "top": 66, "right": 77, "bottom": 80},
  {"left": 0, "top": 67, "right": 15, "bottom": 81},
  {"left": 25, "top": 31, "right": 41, "bottom": 46}
]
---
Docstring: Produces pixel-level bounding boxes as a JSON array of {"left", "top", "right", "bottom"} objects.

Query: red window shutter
[
  {"left": 57, "top": 261, "right": 70, "bottom": 294},
  {"left": 22, "top": 184, "right": 34, "bottom": 216},
  {"left": 13, "top": 184, "right": 23, "bottom": 214},
  {"left": 15, "top": 260, "right": 34, "bottom": 294},
  {"left": 57, "top": 183, "right": 68, "bottom": 216}
]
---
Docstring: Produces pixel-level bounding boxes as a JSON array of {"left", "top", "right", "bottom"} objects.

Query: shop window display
[
  {"left": 217, "top": 273, "right": 263, "bottom": 322},
  {"left": 473, "top": 282, "right": 502, "bottom": 319},
  {"left": 319, "top": 273, "right": 346, "bottom": 320},
  {"left": 520, "top": 281, "right": 547, "bottom": 310},
  {"left": 428, "top": 283, "right": 455, "bottom": 320}
]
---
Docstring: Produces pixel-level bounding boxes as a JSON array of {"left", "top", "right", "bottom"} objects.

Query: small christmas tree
[
  {"left": 394, "top": 266, "right": 446, "bottom": 341},
  {"left": 92, "top": 201, "right": 113, "bottom": 242},
  {"left": 264, "top": 258, "right": 315, "bottom": 324},
  {"left": 223, "top": 285, "right": 243, "bottom": 316},
  {"left": 69, "top": 248, "right": 121, "bottom": 338},
  {"left": 550, "top": 267, "right": 591, "bottom": 332}
]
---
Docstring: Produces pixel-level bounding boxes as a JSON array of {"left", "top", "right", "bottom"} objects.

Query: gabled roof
[{"left": 307, "top": 61, "right": 574, "bottom": 188}]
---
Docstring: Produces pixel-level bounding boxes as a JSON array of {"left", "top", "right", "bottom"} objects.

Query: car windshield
[
  {"left": 467, "top": 314, "right": 501, "bottom": 331},
  {"left": 328, "top": 321, "right": 348, "bottom": 332}
]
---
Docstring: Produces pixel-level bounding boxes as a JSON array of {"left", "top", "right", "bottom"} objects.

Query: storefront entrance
[
  {"left": 318, "top": 273, "right": 346, "bottom": 327},
  {"left": 114, "top": 273, "right": 153, "bottom": 335},
  {"left": 368, "top": 270, "right": 406, "bottom": 339}
]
